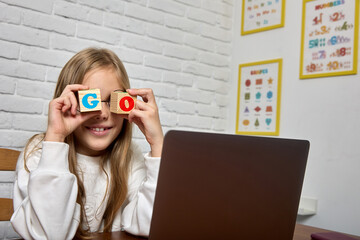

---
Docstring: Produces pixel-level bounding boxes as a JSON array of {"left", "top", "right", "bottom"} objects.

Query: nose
[{"left": 95, "top": 102, "right": 110, "bottom": 120}]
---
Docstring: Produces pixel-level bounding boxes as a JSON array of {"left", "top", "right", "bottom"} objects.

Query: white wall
[
  {"left": 228, "top": 0, "right": 360, "bottom": 236},
  {"left": 0, "top": 0, "right": 233, "bottom": 238}
]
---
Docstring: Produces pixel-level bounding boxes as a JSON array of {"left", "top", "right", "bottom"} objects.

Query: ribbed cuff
[{"left": 37, "top": 141, "right": 70, "bottom": 172}]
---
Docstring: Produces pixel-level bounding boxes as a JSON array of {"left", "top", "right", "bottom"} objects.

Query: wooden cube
[
  {"left": 78, "top": 89, "right": 102, "bottom": 112},
  {"left": 110, "top": 91, "right": 136, "bottom": 114}
]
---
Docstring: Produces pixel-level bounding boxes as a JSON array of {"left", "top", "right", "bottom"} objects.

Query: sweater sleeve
[
  {"left": 115, "top": 143, "right": 161, "bottom": 236},
  {"left": 11, "top": 140, "right": 80, "bottom": 240}
]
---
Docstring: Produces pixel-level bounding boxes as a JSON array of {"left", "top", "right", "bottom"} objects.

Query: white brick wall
[{"left": 0, "top": 0, "right": 234, "bottom": 238}]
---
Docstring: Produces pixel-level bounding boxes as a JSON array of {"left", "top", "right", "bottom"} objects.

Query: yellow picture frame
[
  {"left": 300, "top": 0, "right": 359, "bottom": 79},
  {"left": 241, "top": 0, "right": 286, "bottom": 35},
  {"left": 236, "top": 59, "right": 282, "bottom": 136}
]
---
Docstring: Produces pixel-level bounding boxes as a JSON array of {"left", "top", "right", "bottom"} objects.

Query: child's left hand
[{"left": 126, "top": 88, "right": 163, "bottom": 158}]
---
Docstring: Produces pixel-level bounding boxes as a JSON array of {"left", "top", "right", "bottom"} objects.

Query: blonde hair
[{"left": 24, "top": 48, "right": 133, "bottom": 238}]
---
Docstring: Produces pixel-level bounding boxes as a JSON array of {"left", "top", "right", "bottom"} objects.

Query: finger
[
  {"left": 128, "top": 109, "right": 146, "bottom": 123},
  {"left": 67, "top": 93, "right": 78, "bottom": 115},
  {"left": 134, "top": 100, "right": 152, "bottom": 111},
  {"left": 61, "top": 96, "right": 72, "bottom": 113},
  {"left": 127, "top": 88, "right": 155, "bottom": 104},
  {"left": 60, "top": 84, "right": 89, "bottom": 97}
]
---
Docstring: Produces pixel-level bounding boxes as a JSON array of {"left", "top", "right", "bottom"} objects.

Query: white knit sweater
[{"left": 11, "top": 137, "right": 160, "bottom": 240}]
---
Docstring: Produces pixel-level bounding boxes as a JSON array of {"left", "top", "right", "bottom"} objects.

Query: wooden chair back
[{"left": 0, "top": 148, "right": 20, "bottom": 221}]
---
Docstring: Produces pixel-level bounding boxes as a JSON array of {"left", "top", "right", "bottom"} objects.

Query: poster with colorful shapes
[
  {"left": 300, "top": 0, "right": 359, "bottom": 78},
  {"left": 241, "top": 0, "right": 286, "bottom": 35},
  {"left": 236, "top": 59, "right": 282, "bottom": 136}
]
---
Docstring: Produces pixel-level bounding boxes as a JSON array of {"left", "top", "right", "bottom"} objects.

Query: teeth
[{"left": 91, "top": 128, "right": 105, "bottom": 132}]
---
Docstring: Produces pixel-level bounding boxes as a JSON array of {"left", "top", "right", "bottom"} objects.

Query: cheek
[{"left": 112, "top": 115, "right": 125, "bottom": 134}]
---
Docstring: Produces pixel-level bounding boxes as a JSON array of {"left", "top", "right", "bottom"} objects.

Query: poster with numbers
[
  {"left": 236, "top": 59, "right": 282, "bottom": 136},
  {"left": 241, "top": 0, "right": 286, "bottom": 35},
  {"left": 300, "top": 0, "right": 359, "bottom": 78}
]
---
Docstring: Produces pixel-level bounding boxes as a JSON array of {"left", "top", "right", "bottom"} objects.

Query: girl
[{"left": 10, "top": 48, "right": 163, "bottom": 239}]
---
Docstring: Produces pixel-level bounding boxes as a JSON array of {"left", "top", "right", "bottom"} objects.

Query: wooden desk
[{"left": 88, "top": 224, "right": 360, "bottom": 240}]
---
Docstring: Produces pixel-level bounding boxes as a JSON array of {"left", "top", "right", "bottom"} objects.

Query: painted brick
[
  {"left": 145, "top": 55, "right": 182, "bottom": 71},
  {"left": 0, "top": 112, "right": 12, "bottom": 128},
  {"left": 54, "top": 1, "right": 88, "bottom": 21},
  {"left": 17, "top": 80, "right": 56, "bottom": 100},
  {"left": 0, "top": 0, "right": 53, "bottom": 14},
  {"left": 0, "top": 130, "right": 37, "bottom": 148},
  {"left": 87, "top": 9, "right": 103, "bottom": 25},
  {"left": 77, "top": 22, "right": 122, "bottom": 45},
  {"left": 0, "top": 23, "right": 49, "bottom": 48},
  {"left": 158, "top": 111, "right": 177, "bottom": 127},
  {"left": 104, "top": 13, "right": 146, "bottom": 35},
  {"left": 213, "top": 118, "right": 227, "bottom": 131},
  {"left": 0, "top": 171, "right": 15, "bottom": 183},
  {"left": 0, "top": 95, "right": 43, "bottom": 114},
  {"left": 217, "top": 15, "right": 232, "bottom": 30},
  {"left": 138, "top": 82, "right": 177, "bottom": 99},
  {"left": 0, "top": 58, "right": 47, "bottom": 81},
  {"left": 184, "top": 34, "right": 215, "bottom": 51},
  {"left": 123, "top": 34, "right": 163, "bottom": 54},
  {"left": 125, "top": 64, "right": 162, "bottom": 82},
  {"left": 125, "top": 3, "right": 164, "bottom": 24},
  {"left": 0, "top": 40, "right": 20, "bottom": 59},
  {"left": 178, "top": 114, "right": 212, "bottom": 129},
  {"left": 162, "top": 72, "right": 193, "bottom": 86},
  {"left": 165, "top": 15, "right": 200, "bottom": 34},
  {"left": 23, "top": 11, "right": 76, "bottom": 36},
  {"left": 216, "top": 42, "right": 232, "bottom": 56},
  {"left": 0, "top": 3, "right": 21, "bottom": 24},
  {"left": 51, "top": 34, "right": 98, "bottom": 53},
  {"left": 13, "top": 114, "right": 47, "bottom": 131},
  {"left": 178, "top": 87, "right": 213, "bottom": 104},
  {"left": 213, "top": 68, "right": 230, "bottom": 82},
  {"left": 201, "top": 25, "right": 232, "bottom": 42},
  {"left": 147, "top": 24, "right": 184, "bottom": 44},
  {"left": 78, "top": 0, "right": 125, "bottom": 14},
  {"left": 164, "top": 44, "right": 197, "bottom": 60},
  {"left": 197, "top": 104, "right": 225, "bottom": 118},
  {"left": 215, "top": 94, "right": 229, "bottom": 107},
  {"left": 149, "top": 0, "right": 186, "bottom": 16},
  {"left": 196, "top": 77, "right": 227, "bottom": 93},
  {"left": 199, "top": 52, "right": 229, "bottom": 67},
  {"left": 202, "top": 0, "right": 233, "bottom": 17},
  {"left": 21, "top": 47, "right": 73, "bottom": 68},
  {"left": 113, "top": 48, "right": 144, "bottom": 65},
  {"left": 187, "top": 8, "right": 216, "bottom": 25},
  {"left": 174, "top": 0, "right": 201, "bottom": 7},
  {"left": 46, "top": 67, "right": 61, "bottom": 83},
  {"left": 0, "top": 75, "right": 16, "bottom": 94},
  {"left": 161, "top": 99, "right": 196, "bottom": 114},
  {"left": 182, "top": 62, "right": 212, "bottom": 77}
]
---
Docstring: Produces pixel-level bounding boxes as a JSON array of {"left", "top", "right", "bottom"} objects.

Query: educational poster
[
  {"left": 236, "top": 59, "right": 282, "bottom": 136},
  {"left": 241, "top": 0, "right": 286, "bottom": 35},
  {"left": 300, "top": 0, "right": 359, "bottom": 79}
]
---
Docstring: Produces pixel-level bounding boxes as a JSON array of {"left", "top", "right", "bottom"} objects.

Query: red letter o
[{"left": 119, "top": 96, "right": 135, "bottom": 111}]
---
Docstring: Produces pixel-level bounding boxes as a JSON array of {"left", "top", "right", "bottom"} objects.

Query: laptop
[{"left": 149, "top": 130, "right": 310, "bottom": 240}]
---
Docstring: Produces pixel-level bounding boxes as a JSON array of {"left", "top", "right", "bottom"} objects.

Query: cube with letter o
[
  {"left": 78, "top": 89, "right": 102, "bottom": 112},
  {"left": 110, "top": 91, "right": 136, "bottom": 114}
]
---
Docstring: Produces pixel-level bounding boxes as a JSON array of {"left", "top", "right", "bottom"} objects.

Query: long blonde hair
[{"left": 24, "top": 48, "right": 133, "bottom": 238}]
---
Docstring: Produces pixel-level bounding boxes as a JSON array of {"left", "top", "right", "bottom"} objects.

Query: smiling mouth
[{"left": 86, "top": 127, "right": 112, "bottom": 134}]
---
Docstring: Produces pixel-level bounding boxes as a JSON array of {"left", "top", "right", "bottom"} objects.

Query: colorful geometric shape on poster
[
  {"left": 243, "top": 119, "right": 250, "bottom": 126},
  {"left": 256, "top": 92, "right": 261, "bottom": 99},
  {"left": 267, "top": 91, "right": 273, "bottom": 99},
  {"left": 268, "top": 78, "right": 273, "bottom": 84},
  {"left": 255, "top": 118, "right": 260, "bottom": 127},
  {"left": 254, "top": 106, "right": 261, "bottom": 112},
  {"left": 245, "top": 79, "right": 251, "bottom": 87},
  {"left": 245, "top": 92, "right": 250, "bottom": 100},
  {"left": 266, "top": 106, "right": 273, "bottom": 112},
  {"left": 256, "top": 79, "right": 263, "bottom": 85},
  {"left": 244, "top": 106, "right": 250, "bottom": 113},
  {"left": 266, "top": 118, "right": 272, "bottom": 126}
]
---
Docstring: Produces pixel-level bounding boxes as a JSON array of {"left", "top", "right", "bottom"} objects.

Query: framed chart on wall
[
  {"left": 300, "top": 0, "right": 359, "bottom": 79},
  {"left": 241, "top": 0, "right": 286, "bottom": 35},
  {"left": 236, "top": 59, "right": 282, "bottom": 136}
]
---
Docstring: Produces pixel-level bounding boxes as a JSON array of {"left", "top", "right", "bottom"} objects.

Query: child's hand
[
  {"left": 126, "top": 88, "right": 164, "bottom": 157},
  {"left": 45, "top": 84, "right": 99, "bottom": 142}
]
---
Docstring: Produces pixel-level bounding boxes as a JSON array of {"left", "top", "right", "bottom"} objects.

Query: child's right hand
[{"left": 44, "top": 84, "right": 99, "bottom": 142}]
